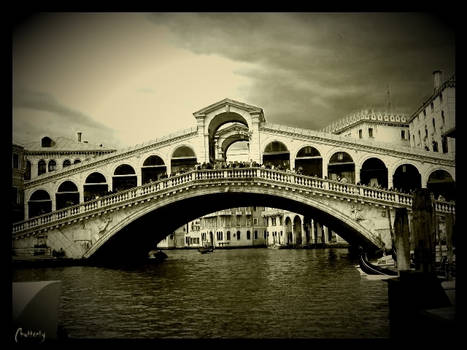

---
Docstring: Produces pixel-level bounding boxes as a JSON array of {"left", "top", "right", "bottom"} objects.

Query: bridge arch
[{"left": 81, "top": 183, "right": 386, "bottom": 262}]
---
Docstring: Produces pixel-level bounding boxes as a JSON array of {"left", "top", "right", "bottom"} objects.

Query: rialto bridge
[{"left": 13, "top": 98, "right": 455, "bottom": 262}]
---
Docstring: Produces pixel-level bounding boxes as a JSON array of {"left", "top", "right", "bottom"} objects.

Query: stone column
[
  {"left": 249, "top": 112, "right": 262, "bottom": 163},
  {"left": 323, "top": 225, "right": 330, "bottom": 244}
]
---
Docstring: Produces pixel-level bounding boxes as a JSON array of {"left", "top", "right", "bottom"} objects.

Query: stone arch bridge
[{"left": 14, "top": 98, "right": 455, "bottom": 261}]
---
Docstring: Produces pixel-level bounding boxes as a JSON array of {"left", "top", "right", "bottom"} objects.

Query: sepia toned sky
[{"left": 12, "top": 12, "right": 455, "bottom": 149}]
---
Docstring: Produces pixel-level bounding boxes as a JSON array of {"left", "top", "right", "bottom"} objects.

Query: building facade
[{"left": 12, "top": 144, "right": 26, "bottom": 222}]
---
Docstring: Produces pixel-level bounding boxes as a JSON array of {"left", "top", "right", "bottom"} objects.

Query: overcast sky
[{"left": 12, "top": 12, "right": 455, "bottom": 149}]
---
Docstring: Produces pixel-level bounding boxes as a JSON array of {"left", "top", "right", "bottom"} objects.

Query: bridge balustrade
[{"left": 13, "top": 167, "right": 455, "bottom": 237}]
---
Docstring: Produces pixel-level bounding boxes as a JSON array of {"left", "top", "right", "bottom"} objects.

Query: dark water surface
[{"left": 12, "top": 248, "right": 390, "bottom": 339}]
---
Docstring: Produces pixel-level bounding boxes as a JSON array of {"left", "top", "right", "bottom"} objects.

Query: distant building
[
  {"left": 12, "top": 144, "right": 26, "bottom": 222},
  {"left": 22, "top": 133, "right": 116, "bottom": 181},
  {"left": 407, "top": 71, "right": 455, "bottom": 154},
  {"left": 321, "top": 110, "right": 411, "bottom": 148},
  {"left": 157, "top": 207, "right": 268, "bottom": 249}
]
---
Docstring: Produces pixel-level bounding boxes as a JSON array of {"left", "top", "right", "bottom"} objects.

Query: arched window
[
  {"left": 237, "top": 230, "right": 241, "bottom": 240},
  {"left": 427, "top": 170, "right": 455, "bottom": 201},
  {"left": 74, "top": 159, "right": 81, "bottom": 164},
  {"left": 63, "top": 159, "right": 71, "bottom": 168},
  {"left": 41, "top": 137, "right": 53, "bottom": 147},
  {"left": 48, "top": 160, "right": 57, "bottom": 172},
  {"left": 393, "top": 164, "right": 421, "bottom": 193},
  {"left": 360, "top": 158, "right": 388, "bottom": 188},
  {"left": 38, "top": 160, "right": 46, "bottom": 176}
]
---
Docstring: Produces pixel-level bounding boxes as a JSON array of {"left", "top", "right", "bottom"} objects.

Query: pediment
[{"left": 193, "top": 98, "right": 264, "bottom": 121}]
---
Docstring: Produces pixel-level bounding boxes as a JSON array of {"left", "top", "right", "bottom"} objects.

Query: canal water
[{"left": 12, "top": 248, "right": 390, "bottom": 339}]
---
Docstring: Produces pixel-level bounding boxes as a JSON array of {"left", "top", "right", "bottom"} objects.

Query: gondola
[{"left": 359, "top": 253, "right": 398, "bottom": 276}]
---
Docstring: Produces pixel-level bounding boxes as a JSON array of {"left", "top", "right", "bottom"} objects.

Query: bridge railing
[{"left": 12, "top": 167, "right": 455, "bottom": 236}]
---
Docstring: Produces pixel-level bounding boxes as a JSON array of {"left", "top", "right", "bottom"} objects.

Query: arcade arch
[
  {"left": 263, "top": 141, "right": 290, "bottom": 169},
  {"left": 56, "top": 181, "right": 79, "bottom": 210},
  {"left": 84, "top": 172, "right": 108, "bottom": 201},
  {"left": 28, "top": 189, "right": 52, "bottom": 218},
  {"left": 112, "top": 164, "right": 137, "bottom": 192},
  {"left": 427, "top": 169, "right": 455, "bottom": 201},
  {"left": 360, "top": 157, "right": 388, "bottom": 188},
  {"left": 141, "top": 155, "right": 167, "bottom": 184},
  {"left": 171, "top": 146, "right": 197, "bottom": 174},
  {"left": 328, "top": 151, "right": 355, "bottom": 183},
  {"left": 393, "top": 164, "right": 421, "bottom": 192},
  {"left": 295, "top": 146, "right": 322, "bottom": 177}
]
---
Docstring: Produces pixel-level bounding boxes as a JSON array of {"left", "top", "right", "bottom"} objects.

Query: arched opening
[
  {"left": 293, "top": 215, "right": 302, "bottom": 246},
  {"left": 295, "top": 146, "right": 322, "bottom": 177},
  {"left": 141, "top": 155, "right": 167, "bottom": 184},
  {"left": 263, "top": 141, "right": 290, "bottom": 169},
  {"left": 74, "top": 159, "right": 81, "bottom": 164},
  {"left": 38, "top": 160, "right": 46, "bottom": 176},
  {"left": 393, "top": 164, "right": 421, "bottom": 193},
  {"left": 285, "top": 216, "right": 292, "bottom": 245},
  {"left": 360, "top": 158, "right": 388, "bottom": 188},
  {"left": 225, "top": 140, "right": 250, "bottom": 162},
  {"left": 28, "top": 190, "right": 52, "bottom": 218},
  {"left": 113, "top": 164, "right": 137, "bottom": 192},
  {"left": 84, "top": 172, "right": 108, "bottom": 202},
  {"left": 427, "top": 170, "right": 455, "bottom": 201},
  {"left": 171, "top": 146, "right": 197, "bottom": 174},
  {"left": 328, "top": 152, "right": 355, "bottom": 183},
  {"left": 48, "top": 160, "right": 57, "bottom": 172},
  {"left": 56, "top": 181, "right": 79, "bottom": 210},
  {"left": 208, "top": 113, "right": 249, "bottom": 163},
  {"left": 63, "top": 159, "right": 72, "bottom": 168},
  {"left": 41, "top": 136, "right": 53, "bottom": 147}
]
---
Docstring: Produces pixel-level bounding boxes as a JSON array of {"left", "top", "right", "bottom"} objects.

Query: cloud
[
  {"left": 13, "top": 87, "right": 121, "bottom": 148},
  {"left": 146, "top": 12, "right": 455, "bottom": 127}
]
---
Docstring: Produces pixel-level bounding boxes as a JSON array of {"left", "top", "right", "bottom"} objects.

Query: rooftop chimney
[
  {"left": 433, "top": 70, "right": 443, "bottom": 91},
  {"left": 77, "top": 132, "right": 82, "bottom": 142}
]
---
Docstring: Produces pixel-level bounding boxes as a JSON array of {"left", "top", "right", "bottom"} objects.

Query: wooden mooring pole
[{"left": 394, "top": 207, "right": 410, "bottom": 272}]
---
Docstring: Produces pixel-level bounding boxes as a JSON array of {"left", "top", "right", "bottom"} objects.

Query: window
[
  {"left": 430, "top": 102, "right": 434, "bottom": 111},
  {"left": 63, "top": 159, "right": 71, "bottom": 168},
  {"left": 423, "top": 109, "right": 426, "bottom": 117},
  {"left": 401, "top": 130, "right": 405, "bottom": 139},
  {"left": 226, "top": 231, "right": 231, "bottom": 240},
  {"left": 432, "top": 118, "right": 436, "bottom": 130},
  {"left": 237, "top": 231, "right": 241, "bottom": 240},
  {"left": 271, "top": 217, "right": 276, "bottom": 226},
  {"left": 425, "top": 127, "right": 428, "bottom": 138},
  {"left": 442, "top": 111, "right": 445, "bottom": 125},
  {"left": 368, "top": 128, "right": 373, "bottom": 138},
  {"left": 440, "top": 92, "right": 443, "bottom": 102},
  {"left": 358, "top": 129, "right": 362, "bottom": 139},
  {"left": 264, "top": 231, "right": 267, "bottom": 239},
  {"left": 253, "top": 218, "right": 258, "bottom": 225},
  {"left": 247, "top": 231, "right": 251, "bottom": 240},
  {"left": 442, "top": 137, "right": 448, "bottom": 153},
  {"left": 432, "top": 141, "right": 439, "bottom": 152},
  {"left": 38, "top": 160, "right": 46, "bottom": 176},
  {"left": 254, "top": 230, "right": 258, "bottom": 239}
]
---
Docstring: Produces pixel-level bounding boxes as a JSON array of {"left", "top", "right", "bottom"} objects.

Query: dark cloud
[{"left": 147, "top": 12, "right": 455, "bottom": 127}]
